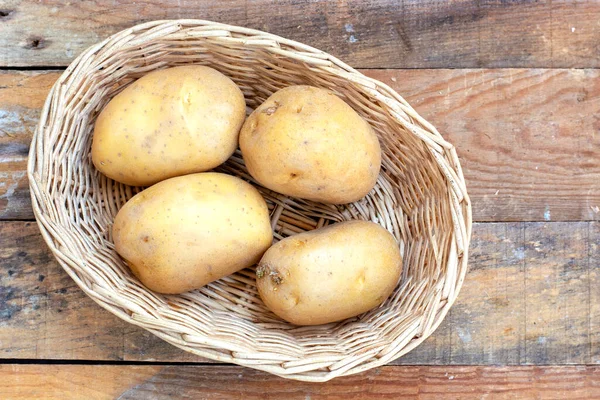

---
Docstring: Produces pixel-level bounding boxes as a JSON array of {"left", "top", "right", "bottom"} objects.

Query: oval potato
[
  {"left": 93, "top": 66, "right": 246, "bottom": 186},
  {"left": 240, "top": 85, "right": 381, "bottom": 204},
  {"left": 256, "top": 220, "right": 402, "bottom": 325},
  {"left": 113, "top": 173, "right": 273, "bottom": 294}
]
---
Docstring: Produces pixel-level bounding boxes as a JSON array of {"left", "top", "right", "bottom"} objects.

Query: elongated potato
[
  {"left": 239, "top": 85, "right": 381, "bottom": 204},
  {"left": 256, "top": 220, "right": 402, "bottom": 325},
  {"left": 93, "top": 66, "right": 246, "bottom": 186},
  {"left": 113, "top": 173, "right": 273, "bottom": 294}
]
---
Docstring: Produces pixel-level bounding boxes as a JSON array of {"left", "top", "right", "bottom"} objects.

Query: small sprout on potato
[
  {"left": 248, "top": 120, "right": 258, "bottom": 132},
  {"left": 256, "top": 265, "right": 267, "bottom": 279},
  {"left": 256, "top": 264, "right": 283, "bottom": 285},
  {"left": 262, "top": 100, "right": 281, "bottom": 116},
  {"left": 271, "top": 272, "right": 283, "bottom": 285},
  {"left": 263, "top": 106, "right": 277, "bottom": 115}
]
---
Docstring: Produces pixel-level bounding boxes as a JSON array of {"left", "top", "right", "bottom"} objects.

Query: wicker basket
[{"left": 28, "top": 20, "right": 471, "bottom": 382}]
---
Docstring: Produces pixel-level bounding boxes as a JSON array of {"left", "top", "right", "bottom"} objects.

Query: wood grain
[
  {"left": 371, "top": 68, "right": 600, "bottom": 223},
  {"left": 592, "top": 221, "right": 600, "bottom": 364},
  {"left": 0, "top": 71, "right": 60, "bottom": 220},
  {"left": 0, "top": 221, "right": 207, "bottom": 363},
  {"left": 1, "top": 221, "right": 598, "bottom": 365},
  {"left": 398, "top": 221, "right": 599, "bottom": 365},
  {"left": 1, "top": 1, "right": 599, "bottom": 68},
  {"left": 2, "top": 69, "right": 598, "bottom": 222},
  {"left": 0, "top": 364, "right": 160, "bottom": 400},
  {"left": 1, "top": 364, "right": 599, "bottom": 399}
]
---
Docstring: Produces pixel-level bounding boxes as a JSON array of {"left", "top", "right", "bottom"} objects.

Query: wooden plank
[
  {"left": 399, "top": 222, "right": 598, "bottom": 365},
  {"left": 2, "top": 69, "right": 599, "bottom": 222},
  {"left": 1, "top": 221, "right": 598, "bottom": 365},
  {"left": 0, "top": 71, "right": 60, "bottom": 220},
  {"left": 398, "top": 223, "right": 527, "bottom": 365},
  {"left": 523, "top": 223, "right": 591, "bottom": 364},
  {"left": 0, "top": 221, "right": 207, "bottom": 362},
  {"left": 0, "top": 364, "right": 160, "bottom": 400},
  {"left": 1, "top": 364, "right": 599, "bottom": 399},
  {"left": 370, "top": 68, "right": 600, "bottom": 223},
  {"left": 1, "top": 1, "right": 599, "bottom": 68},
  {"left": 591, "top": 221, "right": 599, "bottom": 364}
]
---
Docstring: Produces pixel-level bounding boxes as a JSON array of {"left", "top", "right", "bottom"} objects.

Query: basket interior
[{"left": 31, "top": 23, "right": 465, "bottom": 379}]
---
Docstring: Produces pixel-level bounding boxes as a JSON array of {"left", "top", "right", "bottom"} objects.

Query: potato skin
[
  {"left": 239, "top": 85, "right": 381, "bottom": 204},
  {"left": 92, "top": 66, "right": 246, "bottom": 186},
  {"left": 113, "top": 173, "right": 273, "bottom": 294},
  {"left": 256, "top": 220, "right": 402, "bottom": 325}
]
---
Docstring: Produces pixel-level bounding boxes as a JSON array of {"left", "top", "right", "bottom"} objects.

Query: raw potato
[
  {"left": 256, "top": 220, "right": 402, "bottom": 325},
  {"left": 113, "top": 173, "right": 273, "bottom": 294},
  {"left": 240, "top": 85, "right": 381, "bottom": 204},
  {"left": 92, "top": 66, "right": 246, "bottom": 186}
]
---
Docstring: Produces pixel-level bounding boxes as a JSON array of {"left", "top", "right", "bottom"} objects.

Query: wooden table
[{"left": 1, "top": 1, "right": 599, "bottom": 398}]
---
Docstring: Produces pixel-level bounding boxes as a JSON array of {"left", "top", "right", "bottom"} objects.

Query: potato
[
  {"left": 240, "top": 85, "right": 381, "bottom": 204},
  {"left": 113, "top": 172, "right": 273, "bottom": 294},
  {"left": 92, "top": 66, "right": 246, "bottom": 186},
  {"left": 256, "top": 220, "right": 401, "bottom": 325}
]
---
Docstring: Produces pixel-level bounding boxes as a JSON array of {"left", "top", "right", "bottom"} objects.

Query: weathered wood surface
[
  {"left": 0, "top": 71, "right": 58, "bottom": 220},
  {"left": 0, "top": 220, "right": 203, "bottom": 362},
  {"left": 2, "top": 69, "right": 598, "bottom": 222},
  {"left": 1, "top": 1, "right": 599, "bottom": 69},
  {"left": 2, "top": 364, "right": 599, "bottom": 399},
  {"left": 2, "top": 221, "right": 598, "bottom": 365},
  {"left": 400, "top": 221, "right": 600, "bottom": 366},
  {"left": 2, "top": 0, "right": 598, "bottom": 395},
  {"left": 370, "top": 68, "right": 600, "bottom": 223}
]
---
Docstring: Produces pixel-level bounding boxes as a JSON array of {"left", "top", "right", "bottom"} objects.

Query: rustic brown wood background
[{"left": 1, "top": 1, "right": 599, "bottom": 398}]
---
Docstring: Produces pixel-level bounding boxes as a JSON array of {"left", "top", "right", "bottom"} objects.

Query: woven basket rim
[{"left": 28, "top": 19, "right": 472, "bottom": 382}]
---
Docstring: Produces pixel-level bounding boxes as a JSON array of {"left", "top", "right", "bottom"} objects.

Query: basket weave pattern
[{"left": 28, "top": 20, "right": 472, "bottom": 382}]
